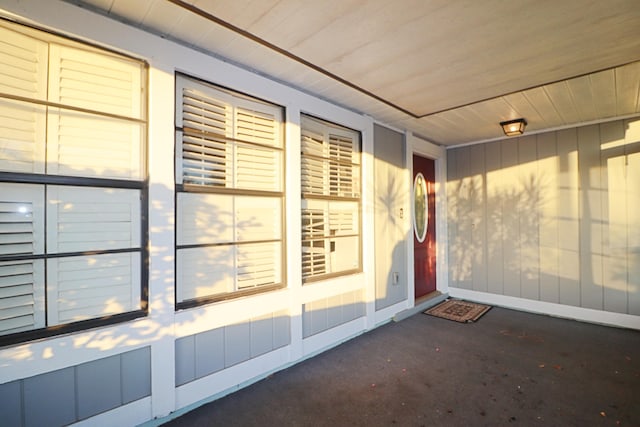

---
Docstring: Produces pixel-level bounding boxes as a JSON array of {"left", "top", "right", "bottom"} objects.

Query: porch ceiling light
[{"left": 500, "top": 118, "right": 527, "bottom": 136}]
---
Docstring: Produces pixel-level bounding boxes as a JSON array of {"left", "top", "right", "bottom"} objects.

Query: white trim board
[{"left": 449, "top": 288, "right": 640, "bottom": 330}]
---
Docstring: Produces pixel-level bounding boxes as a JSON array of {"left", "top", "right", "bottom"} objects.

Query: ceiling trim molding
[{"left": 167, "top": 0, "right": 419, "bottom": 118}]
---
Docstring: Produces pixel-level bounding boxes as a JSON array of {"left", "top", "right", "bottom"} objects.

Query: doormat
[{"left": 424, "top": 299, "right": 491, "bottom": 323}]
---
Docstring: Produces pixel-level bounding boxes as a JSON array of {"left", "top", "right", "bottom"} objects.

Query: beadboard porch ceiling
[{"left": 66, "top": 0, "right": 640, "bottom": 146}]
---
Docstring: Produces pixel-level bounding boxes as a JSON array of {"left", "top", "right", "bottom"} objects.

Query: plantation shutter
[
  {"left": 301, "top": 128, "right": 327, "bottom": 195},
  {"left": 175, "top": 75, "right": 284, "bottom": 303},
  {"left": 329, "top": 133, "right": 358, "bottom": 197},
  {"left": 47, "top": 252, "right": 141, "bottom": 326},
  {"left": 235, "top": 102, "right": 282, "bottom": 192},
  {"left": 301, "top": 209, "right": 327, "bottom": 278},
  {"left": 178, "top": 83, "right": 233, "bottom": 187},
  {"left": 177, "top": 81, "right": 282, "bottom": 191},
  {"left": 0, "top": 27, "right": 48, "bottom": 174},
  {"left": 300, "top": 115, "right": 361, "bottom": 280},
  {"left": 46, "top": 45, "right": 144, "bottom": 180},
  {"left": 0, "top": 185, "right": 45, "bottom": 335},
  {"left": 47, "top": 186, "right": 140, "bottom": 253}
]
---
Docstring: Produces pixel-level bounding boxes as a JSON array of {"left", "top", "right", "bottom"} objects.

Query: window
[
  {"left": 175, "top": 74, "right": 285, "bottom": 306},
  {"left": 0, "top": 21, "right": 147, "bottom": 344},
  {"left": 301, "top": 115, "right": 361, "bottom": 281}
]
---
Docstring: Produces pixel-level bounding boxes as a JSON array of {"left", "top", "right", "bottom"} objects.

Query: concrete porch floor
[{"left": 162, "top": 307, "right": 640, "bottom": 426}]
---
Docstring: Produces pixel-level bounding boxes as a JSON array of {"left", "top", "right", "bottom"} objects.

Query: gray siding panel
[
  {"left": 195, "top": 327, "right": 225, "bottom": 378},
  {"left": 175, "top": 311, "right": 292, "bottom": 387},
  {"left": 447, "top": 118, "right": 640, "bottom": 316},
  {"left": 76, "top": 355, "right": 122, "bottom": 420},
  {"left": 599, "top": 121, "right": 628, "bottom": 314},
  {"left": 537, "top": 132, "right": 560, "bottom": 304},
  {"left": 557, "top": 128, "right": 581, "bottom": 306},
  {"left": 302, "top": 290, "right": 365, "bottom": 338},
  {"left": 447, "top": 148, "right": 460, "bottom": 289},
  {"left": 273, "top": 310, "right": 291, "bottom": 349},
  {"left": 0, "top": 380, "right": 22, "bottom": 427},
  {"left": 122, "top": 347, "right": 152, "bottom": 404},
  {"left": 500, "top": 140, "right": 521, "bottom": 297},
  {"left": 175, "top": 335, "right": 196, "bottom": 386},
  {"left": 485, "top": 141, "right": 504, "bottom": 295},
  {"left": 518, "top": 135, "right": 540, "bottom": 301},
  {"left": 469, "top": 144, "right": 487, "bottom": 292},
  {"left": 1, "top": 347, "right": 152, "bottom": 426},
  {"left": 326, "top": 294, "right": 343, "bottom": 330},
  {"left": 225, "top": 322, "right": 252, "bottom": 367},
  {"left": 251, "top": 314, "right": 274, "bottom": 358},
  {"left": 23, "top": 367, "right": 76, "bottom": 427},
  {"left": 373, "top": 124, "right": 407, "bottom": 310},
  {"left": 578, "top": 125, "right": 604, "bottom": 310},
  {"left": 456, "top": 146, "right": 473, "bottom": 289}
]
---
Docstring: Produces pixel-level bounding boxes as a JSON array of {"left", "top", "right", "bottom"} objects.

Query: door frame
[{"left": 406, "top": 133, "right": 449, "bottom": 304}]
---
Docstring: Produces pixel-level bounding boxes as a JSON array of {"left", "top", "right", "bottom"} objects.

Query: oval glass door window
[{"left": 413, "top": 172, "right": 428, "bottom": 242}]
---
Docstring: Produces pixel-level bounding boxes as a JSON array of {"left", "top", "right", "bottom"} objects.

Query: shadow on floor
[{"left": 162, "top": 307, "right": 640, "bottom": 426}]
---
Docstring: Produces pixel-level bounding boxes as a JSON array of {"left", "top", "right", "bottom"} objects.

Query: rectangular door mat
[{"left": 424, "top": 299, "right": 491, "bottom": 323}]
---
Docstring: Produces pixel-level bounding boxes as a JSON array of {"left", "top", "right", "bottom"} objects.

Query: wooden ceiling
[{"left": 67, "top": 0, "right": 640, "bottom": 146}]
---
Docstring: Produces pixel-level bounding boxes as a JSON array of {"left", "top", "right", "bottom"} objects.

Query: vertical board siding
[
  {"left": 485, "top": 141, "right": 504, "bottom": 295},
  {"left": 536, "top": 132, "right": 560, "bottom": 303},
  {"left": 0, "top": 347, "right": 151, "bottom": 427},
  {"left": 600, "top": 121, "right": 628, "bottom": 314},
  {"left": 577, "top": 125, "right": 604, "bottom": 310},
  {"left": 175, "top": 311, "right": 291, "bottom": 387},
  {"left": 302, "top": 289, "right": 365, "bottom": 338},
  {"left": 556, "top": 128, "right": 581, "bottom": 306},
  {"left": 469, "top": 144, "right": 488, "bottom": 293},
  {"left": 500, "top": 140, "right": 521, "bottom": 298},
  {"left": 518, "top": 135, "right": 540, "bottom": 301},
  {"left": 625, "top": 120, "right": 640, "bottom": 315},
  {"left": 447, "top": 118, "right": 640, "bottom": 315},
  {"left": 446, "top": 148, "right": 459, "bottom": 288},
  {"left": 373, "top": 124, "right": 407, "bottom": 310}
]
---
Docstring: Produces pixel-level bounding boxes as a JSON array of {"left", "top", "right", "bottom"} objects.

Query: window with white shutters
[
  {"left": 301, "top": 115, "right": 361, "bottom": 281},
  {"left": 175, "top": 74, "right": 284, "bottom": 306},
  {"left": 0, "top": 20, "right": 147, "bottom": 345}
]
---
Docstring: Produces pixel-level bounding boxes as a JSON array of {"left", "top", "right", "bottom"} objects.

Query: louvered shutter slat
[
  {"left": 0, "top": 258, "right": 44, "bottom": 335},
  {"left": 0, "top": 26, "right": 48, "bottom": 99},
  {"left": 236, "top": 242, "right": 280, "bottom": 289},
  {"left": 48, "top": 253, "right": 140, "bottom": 325},
  {"left": 49, "top": 45, "right": 143, "bottom": 118}
]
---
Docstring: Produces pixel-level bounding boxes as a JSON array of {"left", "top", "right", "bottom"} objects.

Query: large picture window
[
  {"left": 300, "top": 115, "right": 361, "bottom": 281},
  {"left": 175, "top": 74, "right": 285, "bottom": 306},
  {"left": 0, "top": 21, "right": 147, "bottom": 344}
]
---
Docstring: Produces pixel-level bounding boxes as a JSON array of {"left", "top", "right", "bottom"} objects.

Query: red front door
[{"left": 413, "top": 154, "right": 436, "bottom": 298}]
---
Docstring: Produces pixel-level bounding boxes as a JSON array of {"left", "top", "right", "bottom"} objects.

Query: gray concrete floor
[{"left": 162, "top": 307, "right": 640, "bottom": 426}]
